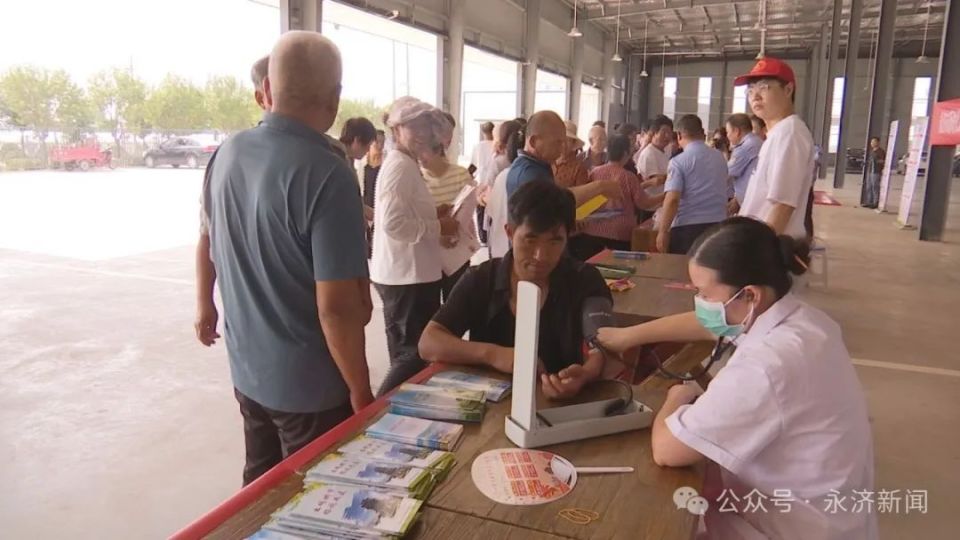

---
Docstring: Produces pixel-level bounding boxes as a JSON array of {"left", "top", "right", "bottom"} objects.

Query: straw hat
[{"left": 564, "top": 121, "right": 585, "bottom": 150}]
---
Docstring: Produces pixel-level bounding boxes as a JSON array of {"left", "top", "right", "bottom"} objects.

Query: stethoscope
[{"left": 652, "top": 338, "right": 735, "bottom": 381}]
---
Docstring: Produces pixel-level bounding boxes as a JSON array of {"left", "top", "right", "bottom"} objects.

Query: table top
[
  {"left": 197, "top": 369, "right": 703, "bottom": 540},
  {"left": 589, "top": 250, "right": 691, "bottom": 281},
  {"left": 420, "top": 380, "right": 702, "bottom": 540},
  {"left": 588, "top": 251, "right": 696, "bottom": 324}
]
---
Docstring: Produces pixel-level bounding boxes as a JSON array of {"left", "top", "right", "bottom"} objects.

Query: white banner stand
[
  {"left": 897, "top": 117, "right": 928, "bottom": 229},
  {"left": 877, "top": 120, "right": 899, "bottom": 213},
  {"left": 504, "top": 281, "right": 653, "bottom": 449}
]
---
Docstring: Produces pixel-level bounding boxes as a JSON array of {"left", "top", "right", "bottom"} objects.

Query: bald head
[
  {"left": 266, "top": 31, "right": 342, "bottom": 132},
  {"left": 588, "top": 125, "right": 607, "bottom": 152},
  {"left": 524, "top": 111, "right": 566, "bottom": 163}
]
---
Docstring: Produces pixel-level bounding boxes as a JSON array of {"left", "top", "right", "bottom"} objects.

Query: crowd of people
[{"left": 193, "top": 32, "right": 875, "bottom": 539}]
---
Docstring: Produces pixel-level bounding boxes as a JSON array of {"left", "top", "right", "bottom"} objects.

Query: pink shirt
[
  {"left": 667, "top": 294, "right": 877, "bottom": 539},
  {"left": 580, "top": 162, "right": 655, "bottom": 242}
]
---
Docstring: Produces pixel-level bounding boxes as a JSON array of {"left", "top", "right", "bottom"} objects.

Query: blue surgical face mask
[{"left": 694, "top": 288, "right": 754, "bottom": 338}]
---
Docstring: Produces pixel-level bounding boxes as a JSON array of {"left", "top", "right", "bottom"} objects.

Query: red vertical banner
[{"left": 929, "top": 98, "right": 960, "bottom": 146}]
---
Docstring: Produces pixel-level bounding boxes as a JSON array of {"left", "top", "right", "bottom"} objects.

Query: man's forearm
[
  {"left": 660, "top": 196, "right": 679, "bottom": 228},
  {"left": 320, "top": 311, "right": 372, "bottom": 396},
  {"left": 765, "top": 202, "right": 795, "bottom": 235},
  {"left": 419, "top": 323, "right": 498, "bottom": 367},
  {"left": 195, "top": 234, "right": 217, "bottom": 305}
]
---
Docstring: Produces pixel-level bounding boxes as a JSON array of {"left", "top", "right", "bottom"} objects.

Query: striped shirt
[
  {"left": 422, "top": 164, "right": 474, "bottom": 206},
  {"left": 581, "top": 162, "right": 658, "bottom": 242}
]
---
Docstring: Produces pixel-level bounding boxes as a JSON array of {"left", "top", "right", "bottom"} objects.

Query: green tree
[
  {"left": 54, "top": 75, "right": 94, "bottom": 138},
  {"left": 0, "top": 66, "right": 93, "bottom": 159},
  {"left": 144, "top": 74, "right": 208, "bottom": 135},
  {"left": 88, "top": 68, "right": 148, "bottom": 156},
  {"left": 204, "top": 75, "right": 260, "bottom": 135},
  {"left": 332, "top": 98, "right": 386, "bottom": 138}
]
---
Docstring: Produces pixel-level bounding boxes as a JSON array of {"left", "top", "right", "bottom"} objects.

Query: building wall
[{"left": 347, "top": 0, "right": 611, "bottom": 105}]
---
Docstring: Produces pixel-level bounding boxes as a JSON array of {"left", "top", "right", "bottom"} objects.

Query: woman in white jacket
[{"left": 370, "top": 97, "right": 459, "bottom": 394}]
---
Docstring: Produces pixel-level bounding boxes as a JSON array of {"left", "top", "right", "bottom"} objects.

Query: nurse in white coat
[{"left": 598, "top": 217, "right": 877, "bottom": 540}]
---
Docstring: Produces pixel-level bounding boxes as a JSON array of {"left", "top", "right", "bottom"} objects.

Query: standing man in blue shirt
[
  {"left": 724, "top": 113, "right": 763, "bottom": 215},
  {"left": 506, "top": 110, "right": 623, "bottom": 206},
  {"left": 505, "top": 111, "right": 565, "bottom": 198},
  {"left": 207, "top": 32, "right": 374, "bottom": 486},
  {"left": 656, "top": 115, "right": 729, "bottom": 255}
]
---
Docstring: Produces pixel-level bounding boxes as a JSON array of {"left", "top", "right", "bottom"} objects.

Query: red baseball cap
[{"left": 733, "top": 57, "right": 796, "bottom": 87}]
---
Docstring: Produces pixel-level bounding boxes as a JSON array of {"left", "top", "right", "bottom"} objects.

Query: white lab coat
[{"left": 667, "top": 294, "right": 877, "bottom": 540}]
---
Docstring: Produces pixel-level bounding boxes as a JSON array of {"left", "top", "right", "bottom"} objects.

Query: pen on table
[
  {"left": 611, "top": 250, "right": 649, "bottom": 260},
  {"left": 575, "top": 466, "right": 635, "bottom": 474}
]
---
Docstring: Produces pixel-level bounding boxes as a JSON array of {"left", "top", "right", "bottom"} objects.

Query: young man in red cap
[{"left": 734, "top": 57, "right": 814, "bottom": 239}]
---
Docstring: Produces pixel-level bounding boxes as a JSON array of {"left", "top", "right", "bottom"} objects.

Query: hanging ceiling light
[
  {"left": 916, "top": 1, "right": 932, "bottom": 63},
  {"left": 612, "top": 0, "right": 623, "bottom": 62},
  {"left": 639, "top": 18, "right": 649, "bottom": 77},
  {"left": 568, "top": 0, "right": 583, "bottom": 37}
]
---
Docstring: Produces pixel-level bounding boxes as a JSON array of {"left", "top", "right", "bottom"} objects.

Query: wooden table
[
  {"left": 590, "top": 250, "right": 691, "bottom": 281},
  {"left": 192, "top": 370, "right": 703, "bottom": 540},
  {"left": 589, "top": 251, "right": 696, "bottom": 325},
  {"left": 416, "top": 380, "right": 702, "bottom": 540},
  {"left": 174, "top": 253, "right": 708, "bottom": 540}
]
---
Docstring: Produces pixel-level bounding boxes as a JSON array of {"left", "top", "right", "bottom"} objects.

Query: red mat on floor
[{"left": 813, "top": 190, "right": 842, "bottom": 206}]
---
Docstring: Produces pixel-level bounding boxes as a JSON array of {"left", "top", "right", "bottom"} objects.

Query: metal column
[
  {"left": 280, "top": 0, "right": 323, "bottom": 33},
  {"left": 717, "top": 59, "right": 728, "bottom": 129},
  {"left": 601, "top": 36, "right": 615, "bottom": 127},
  {"left": 860, "top": 0, "right": 897, "bottom": 204},
  {"left": 521, "top": 0, "right": 541, "bottom": 117},
  {"left": 832, "top": 0, "right": 863, "bottom": 189},
  {"left": 445, "top": 0, "right": 465, "bottom": 158},
  {"left": 811, "top": 24, "right": 829, "bottom": 147},
  {"left": 570, "top": 37, "right": 584, "bottom": 123},
  {"left": 820, "top": 0, "right": 844, "bottom": 179},
  {"left": 624, "top": 55, "right": 635, "bottom": 124},
  {"left": 919, "top": 0, "right": 959, "bottom": 241}
]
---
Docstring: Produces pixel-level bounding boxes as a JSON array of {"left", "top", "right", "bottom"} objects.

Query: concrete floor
[{"left": 0, "top": 168, "right": 958, "bottom": 539}]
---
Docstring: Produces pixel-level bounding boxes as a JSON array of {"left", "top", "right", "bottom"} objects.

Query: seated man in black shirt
[{"left": 418, "top": 180, "right": 613, "bottom": 399}]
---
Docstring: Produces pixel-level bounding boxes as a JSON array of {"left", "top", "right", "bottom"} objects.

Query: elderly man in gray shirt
[{"left": 206, "top": 32, "right": 373, "bottom": 486}]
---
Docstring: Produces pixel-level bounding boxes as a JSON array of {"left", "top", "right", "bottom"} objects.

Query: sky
[
  {"left": 0, "top": 0, "right": 446, "bottom": 105},
  {"left": 0, "top": 0, "right": 279, "bottom": 86}
]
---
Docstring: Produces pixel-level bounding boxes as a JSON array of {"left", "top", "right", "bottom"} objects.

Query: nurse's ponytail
[
  {"left": 778, "top": 234, "right": 811, "bottom": 277},
  {"left": 689, "top": 217, "right": 811, "bottom": 299}
]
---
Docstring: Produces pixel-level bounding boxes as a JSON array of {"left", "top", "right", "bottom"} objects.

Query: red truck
[{"left": 49, "top": 142, "right": 115, "bottom": 171}]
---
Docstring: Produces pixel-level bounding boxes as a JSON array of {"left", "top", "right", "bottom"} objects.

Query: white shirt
[
  {"left": 484, "top": 168, "right": 511, "bottom": 258},
  {"left": 637, "top": 143, "right": 670, "bottom": 180},
  {"left": 738, "top": 114, "right": 815, "bottom": 238},
  {"left": 667, "top": 294, "right": 877, "bottom": 540},
  {"left": 370, "top": 150, "right": 443, "bottom": 285},
  {"left": 471, "top": 140, "right": 498, "bottom": 187},
  {"left": 637, "top": 144, "right": 671, "bottom": 228}
]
